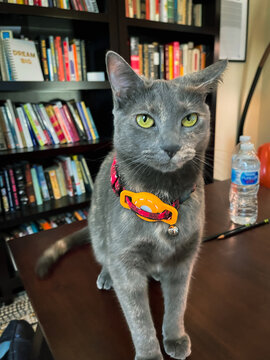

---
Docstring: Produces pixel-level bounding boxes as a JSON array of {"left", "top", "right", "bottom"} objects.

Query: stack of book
[
  {"left": 0, "top": 154, "right": 94, "bottom": 213},
  {"left": 1, "top": 0, "right": 99, "bottom": 13},
  {"left": 0, "top": 29, "right": 89, "bottom": 82},
  {"left": 0, "top": 99, "right": 99, "bottom": 150},
  {"left": 130, "top": 37, "right": 207, "bottom": 80},
  {"left": 125, "top": 0, "right": 202, "bottom": 26}
]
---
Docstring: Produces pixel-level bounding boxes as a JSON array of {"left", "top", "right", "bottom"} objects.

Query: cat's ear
[
  {"left": 176, "top": 59, "right": 228, "bottom": 93},
  {"left": 106, "top": 51, "right": 144, "bottom": 100}
]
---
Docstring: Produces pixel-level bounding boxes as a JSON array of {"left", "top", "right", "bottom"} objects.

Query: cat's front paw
[
  {"left": 135, "top": 354, "right": 163, "bottom": 360},
  {"left": 163, "top": 334, "right": 191, "bottom": 359}
]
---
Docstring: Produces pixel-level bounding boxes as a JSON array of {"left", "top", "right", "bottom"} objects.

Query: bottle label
[{"left": 231, "top": 169, "right": 259, "bottom": 185}]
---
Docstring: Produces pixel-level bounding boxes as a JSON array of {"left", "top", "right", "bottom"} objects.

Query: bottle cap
[
  {"left": 240, "top": 143, "right": 254, "bottom": 151},
  {"left": 239, "top": 135, "right": 251, "bottom": 142}
]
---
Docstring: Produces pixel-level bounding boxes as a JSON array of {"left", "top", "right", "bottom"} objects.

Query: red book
[
  {"left": 55, "top": 36, "right": 65, "bottom": 81},
  {"left": 145, "top": 0, "right": 150, "bottom": 20},
  {"left": 130, "top": 37, "right": 140, "bottom": 75},
  {"left": 63, "top": 39, "right": 71, "bottom": 81},
  {"left": 58, "top": 103, "right": 77, "bottom": 142},
  {"left": 62, "top": 104, "right": 80, "bottom": 142},
  {"left": 60, "top": 158, "right": 74, "bottom": 197},
  {"left": 76, "top": 0, "right": 84, "bottom": 11},
  {"left": 52, "top": 104, "right": 73, "bottom": 143},
  {"left": 172, "top": 41, "right": 180, "bottom": 78},
  {"left": 45, "top": 105, "right": 67, "bottom": 144}
]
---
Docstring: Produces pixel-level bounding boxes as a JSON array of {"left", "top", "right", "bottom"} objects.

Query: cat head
[{"left": 106, "top": 51, "right": 227, "bottom": 173}]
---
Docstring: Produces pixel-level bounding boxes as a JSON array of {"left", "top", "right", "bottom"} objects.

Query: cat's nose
[{"left": 162, "top": 145, "right": 181, "bottom": 158}]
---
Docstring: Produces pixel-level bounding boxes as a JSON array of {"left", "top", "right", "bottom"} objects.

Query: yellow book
[
  {"left": 168, "top": 44, "right": 173, "bottom": 80},
  {"left": 72, "top": 155, "right": 85, "bottom": 194},
  {"left": 46, "top": 167, "right": 61, "bottom": 200},
  {"left": 80, "top": 102, "right": 96, "bottom": 141}
]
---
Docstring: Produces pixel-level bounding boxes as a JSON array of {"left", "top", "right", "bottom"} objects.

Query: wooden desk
[{"left": 9, "top": 181, "right": 270, "bottom": 360}]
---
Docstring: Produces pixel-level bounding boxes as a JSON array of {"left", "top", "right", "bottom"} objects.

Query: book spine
[
  {"left": 55, "top": 164, "right": 67, "bottom": 197},
  {"left": 8, "top": 167, "right": 20, "bottom": 210},
  {"left": 80, "top": 40, "right": 87, "bottom": 81},
  {"left": 86, "top": 107, "right": 99, "bottom": 140},
  {"left": 31, "top": 167, "right": 43, "bottom": 205},
  {"left": 48, "top": 35, "right": 58, "bottom": 81},
  {"left": 23, "top": 103, "right": 46, "bottom": 146},
  {"left": 47, "top": 169, "right": 61, "bottom": 199},
  {"left": 71, "top": 43, "right": 79, "bottom": 81},
  {"left": 45, "top": 105, "right": 67, "bottom": 144},
  {"left": 54, "top": 36, "right": 65, "bottom": 81},
  {"left": 3, "top": 104, "right": 19, "bottom": 148},
  {"left": 71, "top": 159, "right": 82, "bottom": 195},
  {"left": 61, "top": 158, "right": 74, "bottom": 197},
  {"left": 36, "top": 165, "right": 50, "bottom": 201},
  {"left": 78, "top": 154, "right": 94, "bottom": 190},
  {"left": 76, "top": 102, "right": 92, "bottom": 140},
  {"left": 53, "top": 103, "right": 73, "bottom": 143},
  {"left": 130, "top": 36, "right": 140, "bottom": 75},
  {"left": 21, "top": 106, "right": 38, "bottom": 147},
  {"left": 0, "top": 106, "right": 15, "bottom": 149},
  {"left": 32, "top": 104, "right": 52, "bottom": 145},
  {"left": 6, "top": 99, "right": 24, "bottom": 148},
  {"left": 3, "top": 168, "right": 14, "bottom": 212},
  {"left": 39, "top": 104, "right": 60, "bottom": 144},
  {"left": 0, "top": 171, "right": 9, "bottom": 213},
  {"left": 80, "top": 101, "right": 96, "bottom": 140},
  {"left": 63, "top": 38, "right": 71, "bottom": 81},
  {"left": 16, "top": 106, "right": 33, "bottom": 148},
  {"left": 44, "top": 171, "right": 54, "bottom": 199},
  {"left": 24, "top": 163, "right": 36, "bottom": 205},
  {"left": 66, "top": 100, "right": 87, "bottom": 140},
  {"left": 62, "top": 104, "right": 80, "bottom": 142},
  {"left": 40, "top": 37, "right": 49, "bottom": 81},
  {"left": 173, "top": 41, "right": 180, "bottom": 78},
  {"left": 46, "top": 48, "right": 54, "bottom": 81}
]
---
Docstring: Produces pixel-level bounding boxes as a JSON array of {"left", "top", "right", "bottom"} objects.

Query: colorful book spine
[
  {"left": 31, "top": 167, "right": 43, "bottom": 205},
  {"left": 52, "top": 103, "right": 73, "bottom": 143},
  {"left": 8, "top": 167, "right": 20, "bottom": 210},
  {"left": 35, "top": 164, "right": 50, "bottom": 201},
  {"left": 23, "top": 103, "right": 46, "bottom": 146},
  {"left": 45, "top": 105, "right": 67, "bottom": 144},
  {"left": 0, "top": 171, "right": 9, "bottom": 213},
  {"left": 80, "top": 101, "right": 96, "bottom": 140},
  {"left": 86, "top": 107, "right": 99, "bottom": 140},
  {"left": 75, "top": 102, "right": 92, "bottom": 140}
]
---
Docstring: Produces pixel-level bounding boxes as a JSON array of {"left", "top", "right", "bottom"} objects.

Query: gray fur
[{"left": 36, "top": 51, "right": 227, "bottom": 359}]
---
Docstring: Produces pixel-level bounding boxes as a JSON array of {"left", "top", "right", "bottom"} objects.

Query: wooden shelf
[
  {"left": 0, "top": 3, "right": 109, "bottom": 22},
  {"left": 0, "top": 139, "right": 112, "bottom": 162},
  {"left": 0, "top": 81, "right": 111, "bottom": 92},
  {"left": 0, "top": 192, "right": 90, "bottom": 231},
  {"left": 125, "top": 17, "right": 217, "bottom": 36}
]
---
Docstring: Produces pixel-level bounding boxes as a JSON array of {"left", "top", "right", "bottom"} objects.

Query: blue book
[
  {"left": 3, "top": 168, "right": 14, "bottom": 212},
  {"left": 86, "top": 107, "right": 99, "bottom": 140},
  {"left": 31, "top": 167, "right": 43, "bottom": 205},
  {"left": 21, "top": 106, "right": 38, "bottom": 147},
  {"left": 76, "top": 102, "right": 92, "bottom": 140},
  {"left": 35, "top": 164, "right": 50, "bottom": 201},
  {"left": 2, "top": 105, "right": 18, "bottom": 147},
  {"left": 46, "top": 48, "right": 54, "bottom": 81}
]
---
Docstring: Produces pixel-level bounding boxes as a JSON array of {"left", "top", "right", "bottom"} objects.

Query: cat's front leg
[
  {"left": 110, "top": 264, "right": 163, "bottom": 360},
  {"left": 160, "top": 260, "right": 195, "bottom": 360}
]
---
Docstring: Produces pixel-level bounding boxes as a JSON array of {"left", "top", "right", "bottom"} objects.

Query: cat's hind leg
[{"left": 96, "top": 267, "right": 113, "bottom": 290}]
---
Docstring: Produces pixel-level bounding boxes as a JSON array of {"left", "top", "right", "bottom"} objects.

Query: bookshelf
[{"left": 0, "top": 0, "right": 221, "bottom": 303}]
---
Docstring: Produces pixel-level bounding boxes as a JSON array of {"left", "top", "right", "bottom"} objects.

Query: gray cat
[{"left": 36, "top": 51, "right": 227, "bottom": 360}]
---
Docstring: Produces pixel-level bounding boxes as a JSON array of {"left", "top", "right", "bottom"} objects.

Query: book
[
  {"left": 31, "top": 166, "right": 43, "bottom": 205},
  {"left": 78, "top": 154, "right": 94, "bottom": 191},
  {"left": 23, "top": 103, "right": 46, "bottom": 146},
  {"left": 35, "top": 164, "right": 50, "bottom": 201},
  {"left": 45, "top": 166, "right": 61, "bottom": 200},
  {"left": 3, "top": 38, "right": 44, "bottom": 81},
  {"left": 3, "top": 168, "right": 14, "bottom": 212},
  {"left": 66, "top": 100, "right": 88, "bottom": 141},
  {"left": 54, "top": 162, "right": 68, "bottom": 197},
  {"left": 24, "top": 162, "right": 36, "bottom": 205},
  {"left": 75, "top": 101, "right": 92, "bottom": 140},
  {"left": 38, "top": 104, "right": 60, "bottom": 145},
  {"left": 16, "top": 106, "right": 33, "bottom": 148},
  {"left": 8, "top": 166, "right": 20, "bottom": 210},
  {"left": 86, "top": 107, "right": 99, "bottom": 140},
  {"left": 0, "top": 106, "right": 15, "bottom": 149},
  {"left": 80, "top": 101, "right": 96, "bottom": 140},
  {"left": 52, "top": 102, "right": 73, "bottom": 143},
  {"left": 39, "top": 36, "right": 49, "bottom": 81},
  {"left": 130, "top": 36, "right": 140, "bottom": 75},
  {"left": 6, "top": 99, "right": 23, "bottom": 148},
  {"left": 45, "top": 105, "right": 66, "bottom": 144},
  {"left": 72, "top": 155, "right": 85, "bottom": 194},
  {"left": 0, "top": 170, "right": 10, "bottom": 213}
]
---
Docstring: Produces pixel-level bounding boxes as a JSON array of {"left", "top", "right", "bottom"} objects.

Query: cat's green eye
[
  {"left": 136, "top": 114, "right": 155, "bottom": 129},
  {"left": 181, "top": 113, "right": 198, "bottom": 128}
]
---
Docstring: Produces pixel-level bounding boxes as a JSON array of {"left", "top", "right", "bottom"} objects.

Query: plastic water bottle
[
  {"left": 232, "top": 135, "right": 251, "bottom": 161},
  {"left": 230, "top": 142, "right": 260, "bottom": 225}
]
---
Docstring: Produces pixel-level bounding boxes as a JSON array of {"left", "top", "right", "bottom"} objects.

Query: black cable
[{"left": 237, "top": 42, "right": 270, "bottom": 142}]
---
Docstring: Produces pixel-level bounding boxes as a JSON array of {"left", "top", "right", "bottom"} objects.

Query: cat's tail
[{"left": 35, "top": 226, "right": 90, "bottom": 279}]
